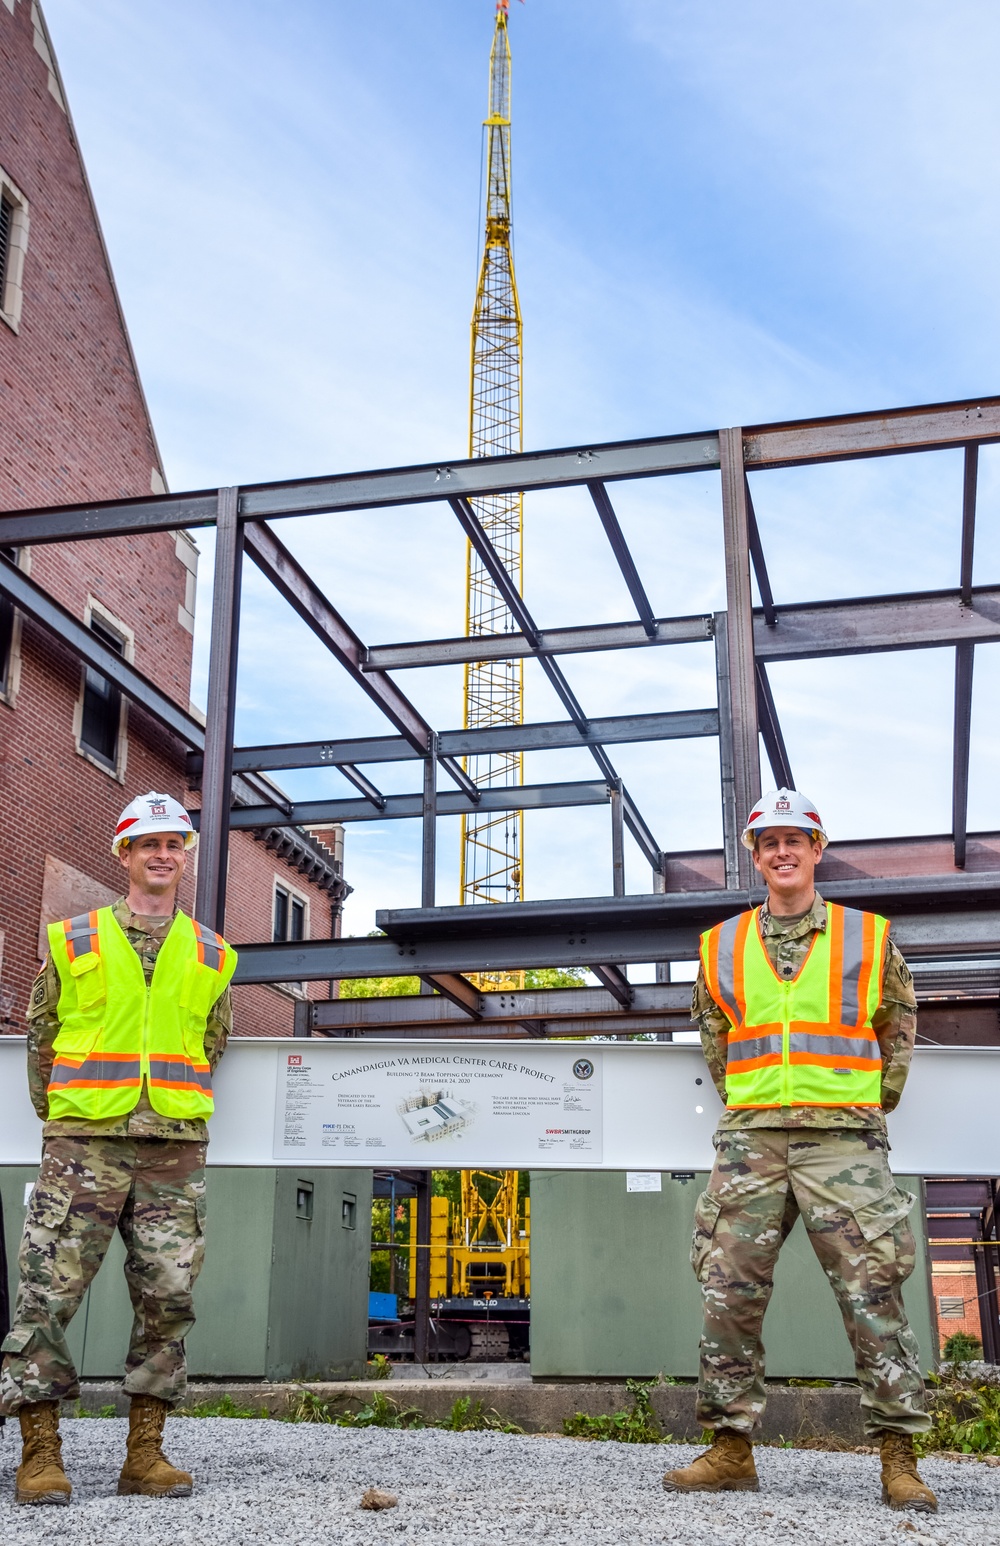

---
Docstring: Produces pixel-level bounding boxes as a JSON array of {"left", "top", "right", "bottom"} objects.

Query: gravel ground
[{"left": 1, "top": 1418, "right": 998, "bottom": 1545}]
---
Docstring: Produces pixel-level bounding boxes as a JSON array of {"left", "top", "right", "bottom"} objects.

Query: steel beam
[
  {"left": 744, "top": 396, "right": 1000, "bottom": 469},
  {"left": 195, "top": 709, "right": 720, "bottom": 779},
  {"left": 590, "top": 964, "right": 633, "bottom": 1007},
  {"left": 719, "top": 428, "right": 760, "bottom": 886},
  {"left": 0, "top": 551, "right": 205, "bottom": 751},
  {"left": 953, "top": 643, "right": 975, "bottom": 869},
  {"left": 755, "top": 662, "right": 794, "bottom": 790},
  {"left": 587, "top": 481, "right": 657, "bottom": 637},
  {"left": 367, "top": 614, "right": 713, "bottom": 670},
  {"left": 232, "top": 901, "right": 1000, "bottom": 985},
  {"left": 219, "top": 778, "right": 612, "bottom": 830},
  {"left": 306, "top": 982, "right": 691, "bottom": 1030},
  {"left": 753, "top": 586, "right": 1000, "bottom": 660},
  {"left": 417, "top": 973, "right": 483, "bottom": 1017},
  {"left": 5, "top": 397, "right": 1000, "bottom": 548},
  {"left": 610, "top": 780, "right": 625, "bottom": 896},
  {"left": 421, "top": 734, "right": 437, "bottom": 909},
  {"left": 713, "top": 615, "right": 740, "bottom": 888},
  {"left": 961, "top": 445, "right": 978, "bottom": 604},
  {"left": 339, "top": 764, "right": 387, "bottom": 810},
  {"left": 744, "top": 478, "right": 777, "bottom": 626},
  {"left": 195, "top": 489, "right": 242, "bottom": 932}
]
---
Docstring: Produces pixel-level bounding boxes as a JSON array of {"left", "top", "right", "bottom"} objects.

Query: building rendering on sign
[{"left": 0, "top": 0, "right": 346, "bottom": 1037}]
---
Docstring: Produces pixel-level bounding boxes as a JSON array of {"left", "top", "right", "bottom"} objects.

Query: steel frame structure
[{"left": 4, "top": 394, "right": 1000, "bottom": 1040}]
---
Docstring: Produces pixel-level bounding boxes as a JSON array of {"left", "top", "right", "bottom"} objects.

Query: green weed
[
  {"left": 563, "top": 1379, "right": 668, "bottom": 1444},
  {"left": 178, "top": 1393, "right": 261, "bottom": 1419},
  {"left": 917, "top": 1367, "right": 1000, "bottom": 1456},
  {"left": 75, "top": 1403, "right": 117, "bottom": 1418},
  {"left": 437, "top": 1396, "right": 523, "bottom": 1433},
  {"left": 367, "top": 1353, "right": 393, "bottom": 1381}
]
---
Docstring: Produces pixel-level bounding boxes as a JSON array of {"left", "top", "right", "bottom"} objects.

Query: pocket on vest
[
  {"left": 850, "top": 1185, "right": 917, "bottom": 1293},
  {"left": 51, "top": 1024, "right": 102, "bottom": 1060},
  {"left": 180, "top": 959, "right": 221, "bottom": 1019},
  {"left": 690, "top": 1191, "right": 723, "bottom": 1281},
  {"left": 68, "top": 951, "right": 106, "bottom": 1011}
]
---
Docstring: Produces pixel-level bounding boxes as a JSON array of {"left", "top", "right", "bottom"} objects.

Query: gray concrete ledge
[{"left": 68, "top": 1378, "right": 868, "bottom": 1445}]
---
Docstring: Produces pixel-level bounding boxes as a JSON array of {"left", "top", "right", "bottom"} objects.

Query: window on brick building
[
  {"left": 274, "top": 884, "right": 307, "bottom": 943},
  {"left": 0, "top": 166, "right": 29, "bottom": 332},
  {"left": 273, "top": 881, "right": 308, "bottom": 997},
  {"left": 77, "top": 607, "right": 132, "bottom": 776}
]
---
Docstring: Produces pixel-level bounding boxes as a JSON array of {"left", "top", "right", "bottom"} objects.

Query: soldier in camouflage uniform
[
  {"left": 0, "top": 793, "right": 234, "bottom": 1506},
  {"left": 663, "top": 789, "right": 937, "bottom": 1515}
]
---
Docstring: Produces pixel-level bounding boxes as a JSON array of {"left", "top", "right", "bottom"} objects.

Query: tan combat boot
[
  {"left": 15, "top": 1400, "right": 72, "bottom": 1505},
  {"left": 878, "top": 1431, "right": 937, "bottom": 1514},
  {"left": 663, "top": 1429, "right": 759, "bottom": 1493},
  {"left": 117, "top": 1394, "right": 193, "bottom": 1498}
]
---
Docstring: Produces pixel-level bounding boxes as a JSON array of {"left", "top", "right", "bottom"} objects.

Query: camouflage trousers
[
  {"left": 691, "top": 1128, "right": 929, "bottom": 1437},
  {"left": 0, "top": 1135, "right": 206, "bottom": 1414}
]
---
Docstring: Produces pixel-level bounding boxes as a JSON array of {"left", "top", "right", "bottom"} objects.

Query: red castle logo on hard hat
[
  {"left": 150, "top": 800, "right": 167, "bottom": 817},
  {"left": 775, "top": 796, "right": 791, "bottom": 813}
]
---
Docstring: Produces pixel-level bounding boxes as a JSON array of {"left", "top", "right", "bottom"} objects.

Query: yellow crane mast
[{"left": 460, "top": 0, "right": 525, "bottom": 987}]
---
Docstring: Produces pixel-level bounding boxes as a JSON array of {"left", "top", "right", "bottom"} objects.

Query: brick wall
[{"left": 0, "top": 1, "right": 342, "bottom": 1039}]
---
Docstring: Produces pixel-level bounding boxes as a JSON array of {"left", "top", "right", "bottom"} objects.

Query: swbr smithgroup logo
[
  {"left": 572, "top": 1058, "right": 594, "bottom": 1081},
  {"left": 287, "top": 1055, "right": 303, "bottom": 1066}
]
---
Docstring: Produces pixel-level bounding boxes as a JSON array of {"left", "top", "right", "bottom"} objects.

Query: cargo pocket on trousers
[
  {"left": 1, "top": 1326, "right": 34, "bottom": 1357},
  {"left": 851, "top": 1185, "right": 917, "bottom": 1294},
  {"left": 690, "top": 1191, "right": 723, "bottom": 1282}
]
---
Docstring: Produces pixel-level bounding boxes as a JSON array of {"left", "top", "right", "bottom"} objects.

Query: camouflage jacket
[
  {"left": 692, "top": 892, "right": 916, "bottom": 1131},
  {"left": 27, "top": 897, "right": 232, "bottom": 1142}
]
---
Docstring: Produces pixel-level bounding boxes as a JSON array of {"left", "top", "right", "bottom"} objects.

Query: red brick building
[{"left": 0, "top": 0, "right": 345, "bottom": 1036}]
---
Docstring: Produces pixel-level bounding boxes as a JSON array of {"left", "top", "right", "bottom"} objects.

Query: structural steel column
[
  {"left": 413, "top": 1174, "right": 432, "bottom": 1365},
  {"left": 610, "top": 779, "right": 625, "bottom": 897},
  {"left": 195, "top": 487, "right": 243, "bottom": 932},
  {"left": 719, "top": 428, "right": 760, "bottom": 888},
  {"left": 421, "top": 733, "right": 438, "bottom": 908},
  {"left": 714, "top": 612, "right": 741, "bottom": 890}
]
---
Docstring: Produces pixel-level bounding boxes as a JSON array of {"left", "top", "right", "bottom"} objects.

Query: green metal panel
[
  {"left": 265, "top": 1168, "right": 372, "bottom": 1381},
  {"left": 530, "top": 1171, "right": 937, "bottom": 1380},
  {"left": 1, "top": 1164, "right": 371, "bottom": 1383}
]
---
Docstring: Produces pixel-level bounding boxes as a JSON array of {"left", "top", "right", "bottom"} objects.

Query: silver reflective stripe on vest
[
  {"left": 788, "top": 1033, "right": 879, "bottom": 1060},
  {"left": 148, "top": 1059, "right": 212, "bottom": 1091},
  {"left": 726, "top": 1034, "right": 784, "bottom": 1064},
  {"left": 193, "top": 922, "right": 223, "bottom": 973},
  {"left": 715, "top": 913, "right": 744, "bottom": 1021},
  {"left": 834, "top": 906, "right": 867, "bottom": 1027},
  {"left": 48, "top": 1058, "right": 141, "bottom": 1085},
  {"left": 65, "top": 914, "right": 97, "bottom": 946}
]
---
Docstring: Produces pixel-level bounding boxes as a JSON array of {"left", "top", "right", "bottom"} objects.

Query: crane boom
[{"left": 460, "top": 3, "right": 525, "bottom": 992}]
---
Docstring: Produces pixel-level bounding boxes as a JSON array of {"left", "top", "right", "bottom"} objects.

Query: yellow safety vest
[
  {"left": 699, "top": 902, "right": 888, "bottom": 1109},
  {"left": 47, "top": 907, "right": 237, "bottom": 1123}
]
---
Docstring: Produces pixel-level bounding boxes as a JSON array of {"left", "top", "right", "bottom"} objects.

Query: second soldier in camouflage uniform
[{"left": 663, "top": 789, "right": 937, "bottom": 1515}]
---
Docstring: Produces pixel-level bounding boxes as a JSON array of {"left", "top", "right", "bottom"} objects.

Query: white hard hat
[
  {"left": 741, "top": 788, "right": 828, "bottom": 850},
  {"left": 112, "top": 791, "right": 197, "bottom": 857}
]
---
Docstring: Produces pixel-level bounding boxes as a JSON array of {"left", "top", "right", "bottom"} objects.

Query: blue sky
[{"left": 42, "top": 0, "right": 1000, "bottom": 935}]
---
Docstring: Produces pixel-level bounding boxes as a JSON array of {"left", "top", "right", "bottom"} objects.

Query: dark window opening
[
  {"left": 80, "top": 615, "right": 124, "bottom": 767},
  {"left": 274, "top": 884, "right": 307, "bottom": 943},
  {"left": 273, "top": 885, "right": 289, "bottom": 943},
  {"left": 0, "top": 196, "right": 12, "bottom": 300},
  {"left": 0, "top": 545, "right": 16, "bottom": 695}
]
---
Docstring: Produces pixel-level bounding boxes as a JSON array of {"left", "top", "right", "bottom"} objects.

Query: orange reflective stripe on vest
[{"left": 699, "top": 902, "right": 888, "bottom": 1109}]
